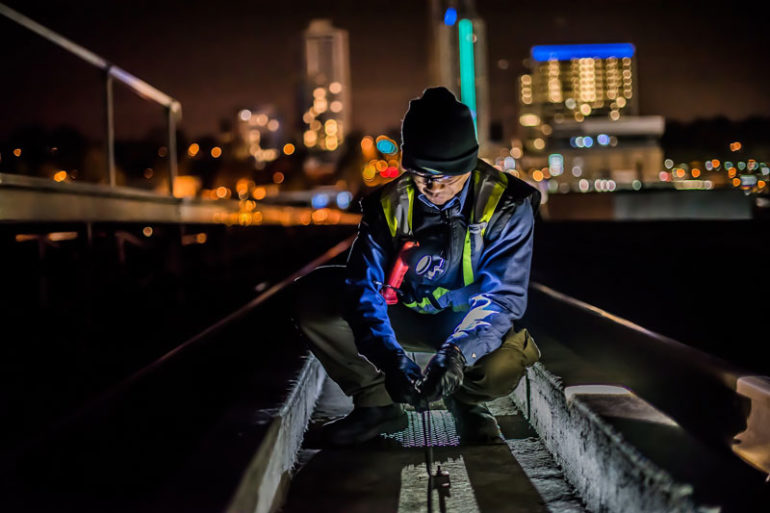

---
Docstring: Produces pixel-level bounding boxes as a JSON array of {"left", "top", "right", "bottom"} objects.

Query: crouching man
[{"left": 293, "top": 87, "right": 541, "bottom": 445}]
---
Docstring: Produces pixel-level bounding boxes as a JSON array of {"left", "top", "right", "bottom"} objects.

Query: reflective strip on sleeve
[{"left": 403, "top": 286, "right": 451, "bottom": 314}]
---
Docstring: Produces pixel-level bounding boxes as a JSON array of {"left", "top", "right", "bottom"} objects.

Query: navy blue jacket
[{"left": 343, "top": 167, "right": 540, "bottom": 365}]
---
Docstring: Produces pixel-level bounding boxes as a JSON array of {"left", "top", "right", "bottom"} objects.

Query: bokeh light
[{"left": 444, "top": 7, "right": 458, "bottom": 26}]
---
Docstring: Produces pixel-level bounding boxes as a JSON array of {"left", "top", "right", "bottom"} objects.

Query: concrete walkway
[{"left": 280, "top": 377, "right": 586, "bottom": 513}]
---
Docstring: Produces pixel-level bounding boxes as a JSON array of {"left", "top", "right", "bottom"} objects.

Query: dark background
[{"left": 2, "top": 0, "right": 768, "bottom": 140}]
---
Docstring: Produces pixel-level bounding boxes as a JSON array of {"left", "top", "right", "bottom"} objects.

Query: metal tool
[
  {"left": 433, "top": 465, "right": 451, "bottom": 513},
  {"left": 416, "top": 383, "right": 451, "bottom": 513},
  {"left": 420, "top": 401, "right": 435, "bottom": 513}
]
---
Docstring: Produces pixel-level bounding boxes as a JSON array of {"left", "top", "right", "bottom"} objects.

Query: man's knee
[
  {"left": 464, "top": 329, "right": 540, "bottom": 398},
  {"left": 470, "top": 354, "right": 525, "bottom": 397}
]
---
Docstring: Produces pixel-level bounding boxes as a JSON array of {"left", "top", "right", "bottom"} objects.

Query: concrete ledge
[
  {"left": 511, "top": 363, "right": 714, "bottom": 513},
  {"left": 0, "top": 172, "right": 361, "bottom": 224},
  {"left": 226, "top": 354, "right": 326, "bottom": 513}
]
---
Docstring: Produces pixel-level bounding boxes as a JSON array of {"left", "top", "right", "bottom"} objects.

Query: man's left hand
[{"left": 419, "top": 342, "right": 466, "bottom": 403}]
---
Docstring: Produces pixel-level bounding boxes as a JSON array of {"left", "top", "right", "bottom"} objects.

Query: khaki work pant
[{"left": 292, "top": 266, "right": 540, "bottom": 407}]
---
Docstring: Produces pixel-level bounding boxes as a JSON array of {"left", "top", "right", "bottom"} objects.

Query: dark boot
[
  {"left": 320, "top": 404, "right": 407, "bottom": 446},
  {"left": 444, "top": 395, "right": 503, "bottom": 444}
]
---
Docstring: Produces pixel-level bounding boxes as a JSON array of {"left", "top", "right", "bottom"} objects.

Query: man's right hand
[{"left": 381, "top": 351, "right": 422, "bottom": 406}]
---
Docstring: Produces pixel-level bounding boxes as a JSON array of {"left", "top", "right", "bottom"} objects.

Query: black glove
[
  {"left": 419, "top": 343, "right": 466, "bottom": 403},
  {"left": 380, "top": 350, "right": 422, "bottom": 405}
]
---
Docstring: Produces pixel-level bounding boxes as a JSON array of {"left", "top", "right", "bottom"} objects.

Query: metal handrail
[{"left": 0, "top": 3, "right": 182, "bottom": 195}]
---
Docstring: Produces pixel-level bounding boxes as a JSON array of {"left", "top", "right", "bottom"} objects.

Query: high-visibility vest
[{"left": 380, "top": 165, "right": 509, "bottom": 313}]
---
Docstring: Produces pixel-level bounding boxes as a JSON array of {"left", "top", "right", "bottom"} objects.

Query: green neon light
[{"left": 458, "top": 18, "right": 477, "bottom": 132}]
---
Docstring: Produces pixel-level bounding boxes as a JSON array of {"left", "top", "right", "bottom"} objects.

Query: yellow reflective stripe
[
  {"left": 381, "top": 193, "right": 399, "bottom": 238},
  {"left": 461, "top": 169, "right": 508, "bottom": 286},
  {"left": 462, "top": 230, "right": 474, "bottom": 286},
  {"left": 480, "top": 172, "right": 507, "bottom": 236},
  {"left": 432, "top": 287, "right": 450, "bottom": 300},
  {"left": 381, "top": 178, "right": 415, "bottom": 238},
  {"left": 403, "top": 298, "right": 432, "bottom": 310},
  {"left": 461, "top": 170, "right": 483, "bottom": 286},
  {"left": 403, "top": 287, "right": 450, "bottom": 313},
  {"left": 406, "top": 184, "right": 415, "bottom": 233}
]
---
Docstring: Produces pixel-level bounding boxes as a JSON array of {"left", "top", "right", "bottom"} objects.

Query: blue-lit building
[
  {"left": 517, "top": 43, "right": 664, "bottom": 191},
  {"left": 519, "top": 43, "right": 639, "bottom": 146}
]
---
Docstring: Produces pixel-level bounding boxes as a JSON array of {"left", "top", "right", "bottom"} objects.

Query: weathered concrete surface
[
  {"left": 226, "top": 355, "right": 326, "bottom": 513},
  {"left": 489, "top": 397, "right": 587, "bottom": 513},
  {"left": 508, "top": 438, "right": 587, "bottom": 513},
  {"left": 511, "top": 363, "right": 711, "bottom": 513},
  {"left": 281, "top": 376, "right": 587, "bottom": 513},
  {"left": 518, "top": 287, "right": 770, "bottom": 512}
]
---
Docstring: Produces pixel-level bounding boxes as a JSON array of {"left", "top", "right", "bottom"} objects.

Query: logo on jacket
[{"left": 415, "top": 255, "right": 445, "bottom": 280}]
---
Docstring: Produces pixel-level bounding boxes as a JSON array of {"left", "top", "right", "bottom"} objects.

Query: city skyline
[{"left": 1, "top": 0, "right": 768, "bottom": 141}]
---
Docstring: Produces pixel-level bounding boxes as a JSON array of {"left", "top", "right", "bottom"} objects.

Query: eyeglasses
[{"left": 409, "top": 170, "right": 465, "bottom": 185}]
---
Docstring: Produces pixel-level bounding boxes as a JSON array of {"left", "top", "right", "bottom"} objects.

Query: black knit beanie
[{"left": 400, "top": 86, "right": 479, "bottom": 176}]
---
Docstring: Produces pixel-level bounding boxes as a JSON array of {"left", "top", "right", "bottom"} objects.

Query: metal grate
[{"left": 381, "top": 410, "right": 460, "bottom": 448}]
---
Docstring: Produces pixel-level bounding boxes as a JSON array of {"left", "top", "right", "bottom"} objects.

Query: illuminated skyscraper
[
  {"left": 518, "top": 43, "right": 664, "bottom": 188},
  {"left": 428, "top": 0, "right": 490, "bottom": 150},
  {"left": 302, "top": 19, "right": 350, "bottom": 154},
  {"left": 519, "top": 43, "right": 638, "bottom": 149}
]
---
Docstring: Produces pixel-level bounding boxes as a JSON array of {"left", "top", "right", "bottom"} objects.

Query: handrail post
[
  {"left": 167, "top": 104, "right": 178, "bottom": 196},
  {"left": 4, "top": 3, "right": 183, "bottom": 196},
  {"left": 105, "top": 68, "right": 116, "bottom": 187}
]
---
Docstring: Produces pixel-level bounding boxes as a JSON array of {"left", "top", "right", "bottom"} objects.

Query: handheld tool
[{"left": 416, "top": 381, "right": 451, "bottom": 513}]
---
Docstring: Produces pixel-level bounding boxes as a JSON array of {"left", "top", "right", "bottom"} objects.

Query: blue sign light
[
  {"left": 336, "top": 191, "right": 353, "bottom": 210},
  {"left": 311, "top": 193, "right": 330, "bottom": 209},
  {"left": 531, "top": 43, "right": 635, "bottom": 62},
  {"left": 444, "top": 7, "right": 458, "bottom": 26},
  {"left": 376, "top": 136, "right": 398, "bottom": 155}
]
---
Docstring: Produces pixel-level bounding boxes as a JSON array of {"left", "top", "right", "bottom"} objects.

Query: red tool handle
[{"left": 381, "top": 240, "right": 419, "bottom": 305}]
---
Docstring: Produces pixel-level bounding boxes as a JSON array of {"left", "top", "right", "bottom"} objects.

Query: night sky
[{"left": 2, "top": 0, "right": 768, "bottom": 140}]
